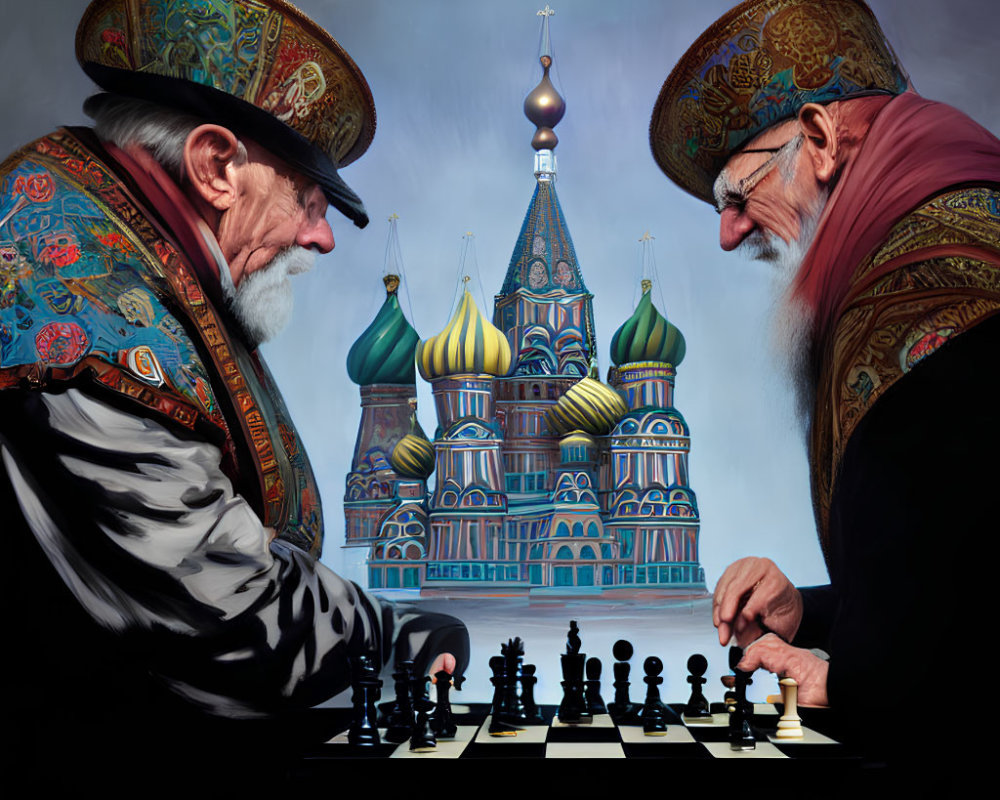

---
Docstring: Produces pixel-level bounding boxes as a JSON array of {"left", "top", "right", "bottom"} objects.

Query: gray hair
[{"left": 83, "top": 93, "right": 207, "bottom": 182}]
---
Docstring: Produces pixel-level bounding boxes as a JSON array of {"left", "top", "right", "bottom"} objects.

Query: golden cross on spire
[
  {"left": 465, "top": 231, "right": 475, "bottom": 238},
  {"left": 537, "top": 5, "right": 555, "bottom": 17},
  {"left": 639, "top": 231, "right": 655, "bottom": 242},
  {"left": 388, "top": 213, "right": 399, "bottom": 222}
]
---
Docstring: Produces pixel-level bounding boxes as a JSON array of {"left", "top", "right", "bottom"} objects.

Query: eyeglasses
[{"left": 714, "top": 133, "right": 804, "bottom": 214}]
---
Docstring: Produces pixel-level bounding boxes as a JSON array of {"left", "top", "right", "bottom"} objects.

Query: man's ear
[
  {"left": 797, "top": 103, "right": 837, "bottom": 184},
  {"left": 182, "top": 125, "right": 244, "bottom": 211}
]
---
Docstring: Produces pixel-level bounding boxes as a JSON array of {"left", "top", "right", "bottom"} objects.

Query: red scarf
[{"left": 792, "top": 91, "right": 1000, "bottom": 349}]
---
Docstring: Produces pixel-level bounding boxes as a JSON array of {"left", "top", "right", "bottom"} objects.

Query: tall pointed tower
[{"left": 493, "top": 10, "right": 604, "bottom": 562}]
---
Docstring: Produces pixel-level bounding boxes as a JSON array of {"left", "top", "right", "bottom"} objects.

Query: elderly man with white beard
[
  {"left": 0, "top": 1, "right": 466, "bottom": 783},
  {"left": 651, "top": 0, "right": 1000, "bottom": 763}
]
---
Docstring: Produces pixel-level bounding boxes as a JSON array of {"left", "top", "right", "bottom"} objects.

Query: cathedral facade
[{"left": 343, "top": 18, "right": 704, "bottom": 596}]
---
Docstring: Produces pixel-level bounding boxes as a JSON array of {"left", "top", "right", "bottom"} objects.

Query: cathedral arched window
[{"left": 556, "top": 546, "right": 573, "bottom": 560}]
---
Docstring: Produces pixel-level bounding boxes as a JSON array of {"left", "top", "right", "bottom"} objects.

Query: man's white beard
[
  {"left": 740, "top": 190, "right": 829, "bottom": 428},
  {"left": 220, "top": 246, "right": 315, "bottom": 348}
]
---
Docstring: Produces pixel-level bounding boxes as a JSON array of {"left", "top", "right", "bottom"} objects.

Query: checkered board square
[{"left": 307, "top": 703, "right": 853, "bottom": 761}]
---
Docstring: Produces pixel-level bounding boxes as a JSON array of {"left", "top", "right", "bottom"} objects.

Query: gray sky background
[{"left": 2, "top": 0, "right": 997, "bottom": 593}]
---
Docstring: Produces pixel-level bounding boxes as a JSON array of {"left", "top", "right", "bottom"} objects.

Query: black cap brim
[{"left": 83, "top": 64, "right": 369, "bottom": 228}]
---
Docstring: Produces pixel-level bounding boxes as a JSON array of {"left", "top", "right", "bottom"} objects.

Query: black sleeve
[
  {"left": 792, "top": 584, "right": 838, "bottom": 651},
  {"left": 821, "top": 314, "right": 1000, "bottom": 722}
]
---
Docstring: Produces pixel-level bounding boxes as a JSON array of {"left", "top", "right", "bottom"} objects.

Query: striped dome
[
  {"left": 417, "top": 290, "right": 512, "bottom": 380},
  {"left": 610, "top": 286, "right": 685, "bottom": 367},
  {"left": 546, "top": 377, "right": 628, "bottom": 436},
  {"left": 391, "top": 432, "right": 435, "bottom": 480},
  {"left": 347, "top": 276, "right": 420, "bottom": 386}
]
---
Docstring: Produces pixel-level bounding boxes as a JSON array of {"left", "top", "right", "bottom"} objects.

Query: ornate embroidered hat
[
  {"left": 649, "top": 0, "right": 908, "bottom": 204},
  {"left": 76, "top": 0, "right": 376, "bottom": 227}
]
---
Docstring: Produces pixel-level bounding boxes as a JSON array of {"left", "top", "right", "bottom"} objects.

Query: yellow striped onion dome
[
  {"left": 347, "top": 275, "right": 420, "bottom": 386},
  {"left": 390, "top": 428, "right": 435, "bottom": 479},
  {"left": 416, "top": 290, "right": 512, "bottom": 381},
  {"left": 610, "top": 284, "right": 685, "bottom": 368},
  {"left": 545, "top": 377, "right": 628, "bottom": 437}
]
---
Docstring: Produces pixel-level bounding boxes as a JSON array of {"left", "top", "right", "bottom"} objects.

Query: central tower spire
[
  {"left": 524, "top": 5, "right": 564, "bottom": 180},
  {"left": 494, "top": 7, "right": 596, "bottom": 379}
]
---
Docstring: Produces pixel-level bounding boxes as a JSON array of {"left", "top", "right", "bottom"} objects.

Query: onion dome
[
  {"left": 524, "top": 62, "right": 565, "bottom": 152},
  {"left": 416, "top": 289, "right": 512, "bottom": 381},
  {"left": 524, "top": 6, "right": 565, "bottom": 152},
  {"left": 545, "top": 377, "right": 628, "bottom": 436},
  {"left": 610, "top": 281, "right": 686, "bottom": 367},
  {"left": 347, "top": 274, "right": 420, "bottom": 385},
  {"left": 390, "top": 413, "right": 434, "bottom": 480}
]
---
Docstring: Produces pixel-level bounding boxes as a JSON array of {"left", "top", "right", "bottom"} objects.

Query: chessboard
[{"left": 297, "top": 701, "right": 857, "bottom": 763}]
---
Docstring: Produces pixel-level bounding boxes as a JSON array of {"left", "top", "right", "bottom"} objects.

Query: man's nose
[
  {"left": 297, "top": 216, "right": 335, "bottom": 254},
  {"left": 719, "top": 206, "right": 755, "bottom": 251}
]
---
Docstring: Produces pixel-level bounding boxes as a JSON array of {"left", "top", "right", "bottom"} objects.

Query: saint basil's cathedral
[{"left": 343, "top": 15, "right": 704, "bottom": 596}]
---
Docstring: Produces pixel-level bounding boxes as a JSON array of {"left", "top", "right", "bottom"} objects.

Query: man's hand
[
  {"left": 740, "top": 633, "right": 829, "bottom": 707},
  {"left": 713, "top": 557, "right": 803, "bottom": 646},
  {"left": 429, "top": 652, "right": 456, "bottom": 681}
]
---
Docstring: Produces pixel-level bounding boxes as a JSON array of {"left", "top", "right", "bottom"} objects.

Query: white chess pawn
[{"left": 776, "top": 677, "right": 804, "bottom": 739}]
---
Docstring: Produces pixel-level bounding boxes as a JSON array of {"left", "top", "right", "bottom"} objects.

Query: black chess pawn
[
  {"left": 640, "top": 656, "right": 669, "bottom": 735},
  {"left": 409, "top": 675, "right": 437, "bottom": 752},
  {"left": 558, "top": 620, "right": 591, "bottom": 724},
  {"left": 384, "top": 659, "right": 416, "bottom": 743},
  {"left": 585, "top": 657, "right": 607, "bottom": 715},
  {"left": 348, "top": 652, "right": 381, "bottom": 747},
  {"left": 431, "top": 669, "right": 457, "bottom": 739},
  {"left": 608, "top": 639, "right": 636, "bottom": 724},
  {"left": 520, "top": 663, "right": 544, "bottom": 723},
  {"left": 684, "top": 653, "right": 711, "bottom": 720}
]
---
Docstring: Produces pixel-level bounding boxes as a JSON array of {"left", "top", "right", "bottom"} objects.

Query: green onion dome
[
  {"left": 390, "top": 413, "right": 434, "bottom": 479},
  {"left": 347, "top": 275, "right": 420, "bottom": 386},
  {"left": 416, "top": 288, "right": 512, "bottom": 381},
  {"left": 610, "top": 281, "right": 685, "bottom": 367},
  {"left": 545, "top": 377, "right": 628, "bottom": 436}
]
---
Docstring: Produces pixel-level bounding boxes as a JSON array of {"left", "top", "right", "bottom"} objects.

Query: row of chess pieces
[
  {"left": 488, "top": 621, "right": 804, "bottom": 748},
  {"left": 345, "top": 620, "right": 804, "bottom": 752}
]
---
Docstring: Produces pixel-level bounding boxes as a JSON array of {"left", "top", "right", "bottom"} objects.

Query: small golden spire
[
  {"left": 383, "top": 274, "right": 400, "bottom": 294},
  {"left": 641, "top": 278, "right": 653, "bottom": 294}
]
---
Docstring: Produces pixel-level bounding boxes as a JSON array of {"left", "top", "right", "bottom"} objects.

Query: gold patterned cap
[
  {"left": 650, "top": 0, "right": 907, "bottom": 204},
  {"left": 76, "top": 0, "right": 376, "bottom": 227}
]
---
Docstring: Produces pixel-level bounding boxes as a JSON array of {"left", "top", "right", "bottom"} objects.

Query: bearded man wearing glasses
[{"left": 651, "top": 0, "right": 1000, "bottom": 764}]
